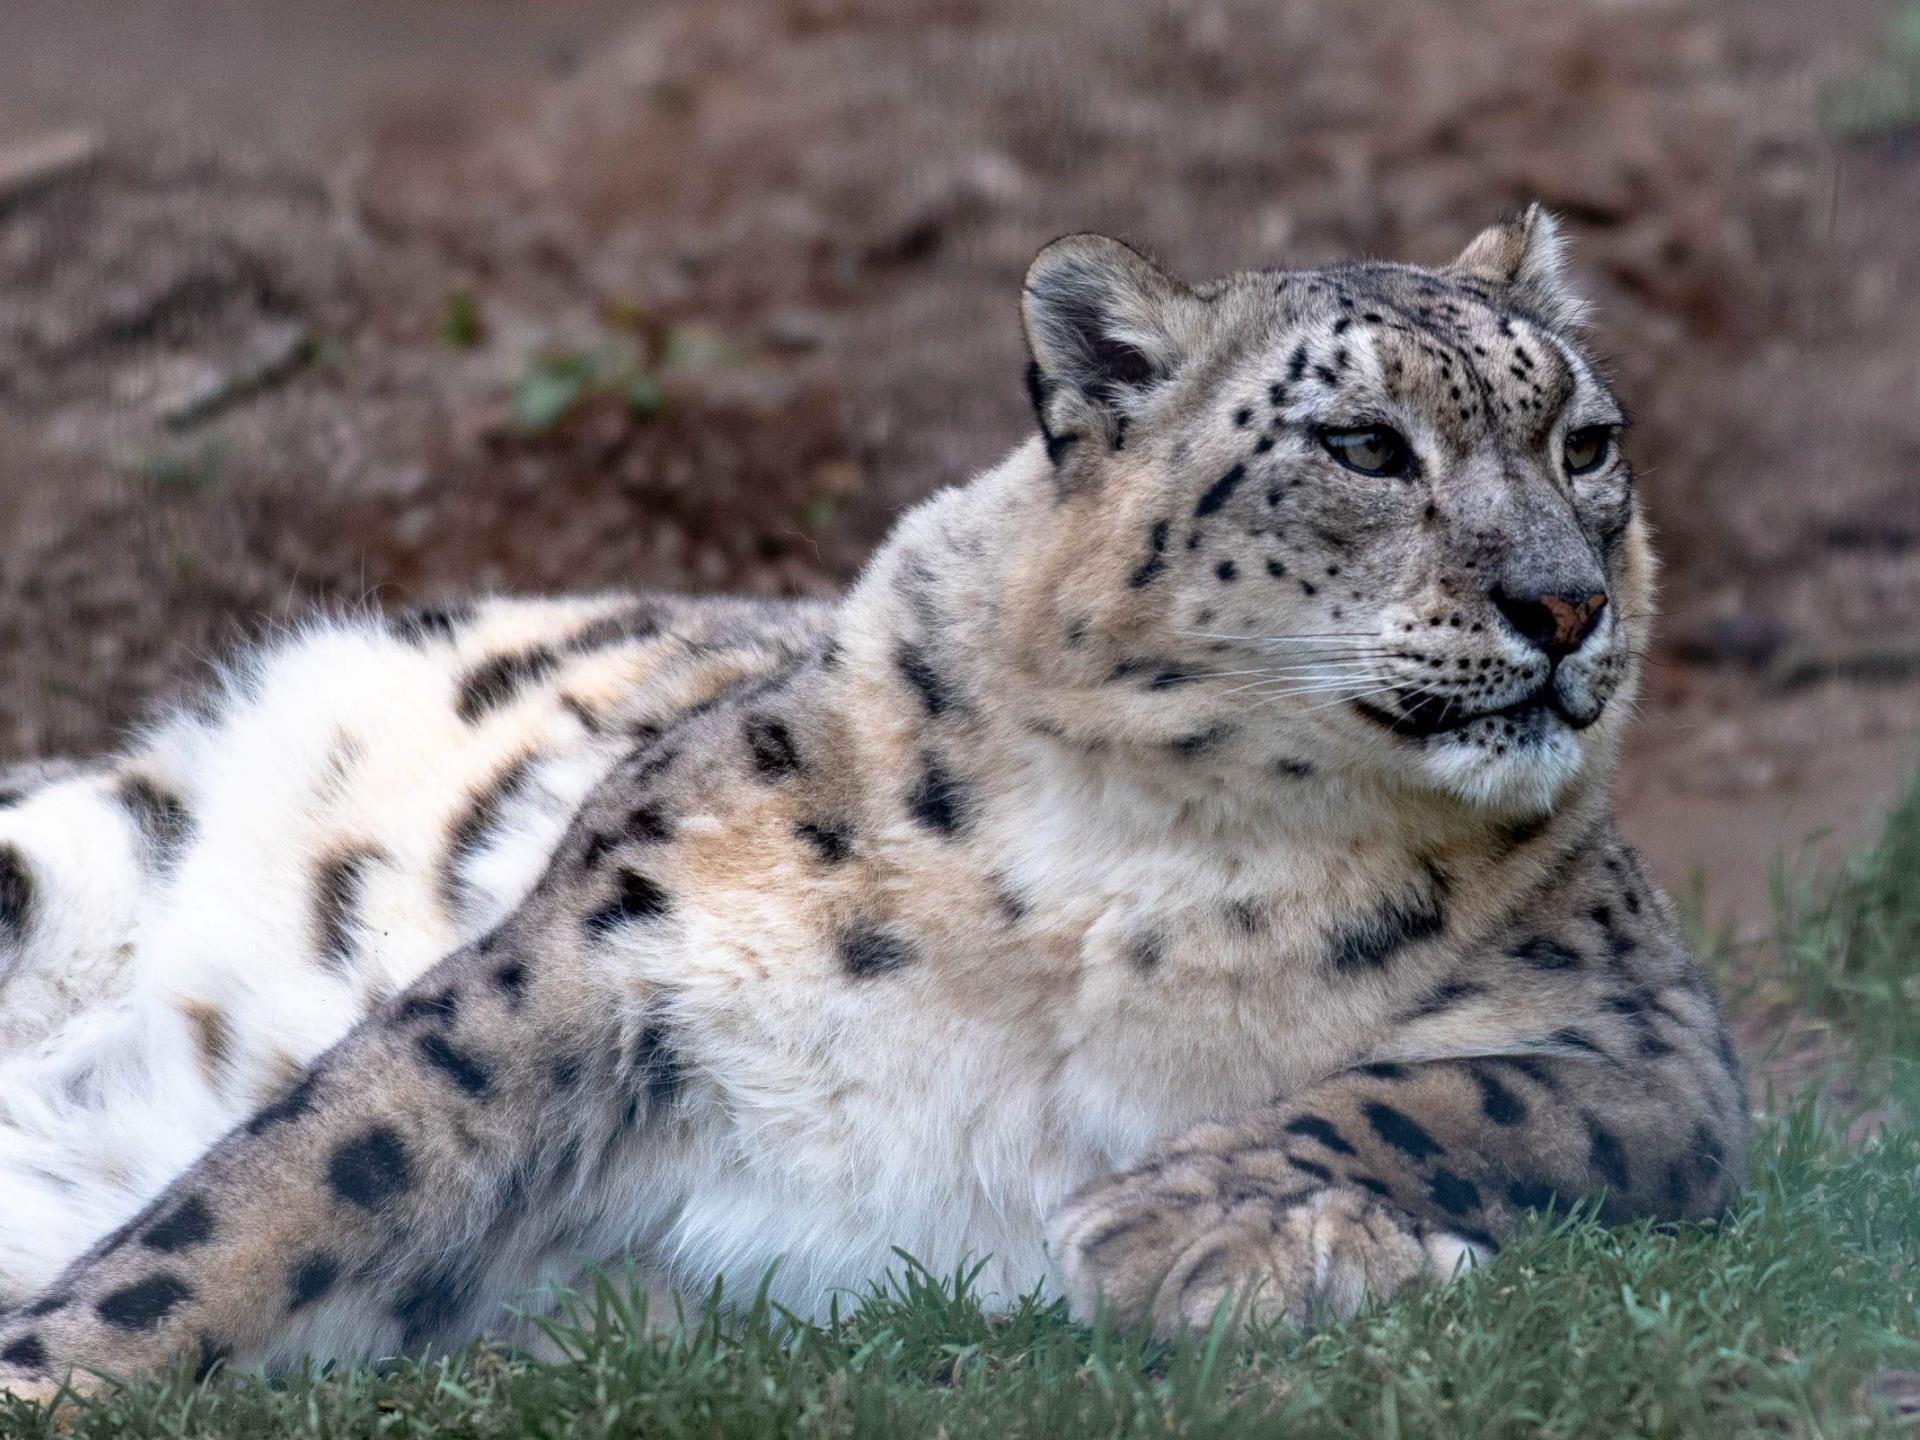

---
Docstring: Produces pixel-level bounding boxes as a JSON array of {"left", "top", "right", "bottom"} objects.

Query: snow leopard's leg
[
  {"left": 0, "top": 786, "right": 695, "bottom": 1400},
  {"left": 1050, "top": 838, "right": 1750, "bottom": 1335}
]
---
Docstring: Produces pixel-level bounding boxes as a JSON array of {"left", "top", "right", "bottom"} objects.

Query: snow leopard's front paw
[{"left": 1049, "top": 1135, "right": 1485, "bottom": 1336}]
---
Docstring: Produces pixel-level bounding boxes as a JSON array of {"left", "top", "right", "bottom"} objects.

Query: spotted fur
[{"left": 0, "top": 212, "right": 1744, "bottom": 1401}]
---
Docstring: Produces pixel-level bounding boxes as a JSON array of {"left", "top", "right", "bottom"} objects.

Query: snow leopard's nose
[{"left": 1490, "top": 585, "right": 1608, "bottom": 662}]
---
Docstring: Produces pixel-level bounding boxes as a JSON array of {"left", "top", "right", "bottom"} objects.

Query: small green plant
[
  {"left": 513, "top": 341, "right": 665, "bottom": 435},
  {"left": 440, "top": 289, "right": 484, "bottom": 350}
]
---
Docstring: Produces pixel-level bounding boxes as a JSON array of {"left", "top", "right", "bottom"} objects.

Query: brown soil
[{"left": 0, "top": 0, "right": 1915, "bottom": 937}]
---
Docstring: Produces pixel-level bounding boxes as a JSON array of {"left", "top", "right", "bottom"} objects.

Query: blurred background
[{"left": 0, "top": 0, "right": 1916, "bottom": 933}]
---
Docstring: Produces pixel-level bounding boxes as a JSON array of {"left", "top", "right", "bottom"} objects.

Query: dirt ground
[{"left": 0, "top": 0, "right": 1915, "bottom": 936}]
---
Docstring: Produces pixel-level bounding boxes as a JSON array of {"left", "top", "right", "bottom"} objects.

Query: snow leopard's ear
[
  {"left": 1021, "top": 234, "right": 1206, "bottom": 465},
  {"left": 1449, "top": 204, "right": 1590, "bottom": 331}
]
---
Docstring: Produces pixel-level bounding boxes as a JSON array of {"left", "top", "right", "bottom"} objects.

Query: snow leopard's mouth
[{"left": 1353, "top": 684, "right": 1597, "bottom": 741}]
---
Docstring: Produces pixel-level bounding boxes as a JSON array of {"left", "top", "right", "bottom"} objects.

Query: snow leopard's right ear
[{"left": 1021, "top": 234, "right": 1205, "bottom": 467}]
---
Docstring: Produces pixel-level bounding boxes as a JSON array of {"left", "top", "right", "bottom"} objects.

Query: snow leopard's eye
[
  {"left": 1563, "top": 425, "right": 1615, "bottom": 476},
  {"left": 1319, "top": 425, "right": 1413, "bottom": 479}
]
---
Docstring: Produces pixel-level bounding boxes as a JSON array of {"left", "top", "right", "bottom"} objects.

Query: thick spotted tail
[
  {"left": 0, "top": 890, "right": 685, "bottom": 1396},
  {"left": 1050, "top": 1036, "right": 1747, "bottom": 1335}
]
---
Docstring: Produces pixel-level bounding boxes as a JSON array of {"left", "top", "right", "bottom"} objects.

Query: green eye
[
  {"left": 1320, "top": 425, "right": 1413, "bottom": 478},
  {"left": 1564, "top": 425, "right": 1615, "bottom": 476}
]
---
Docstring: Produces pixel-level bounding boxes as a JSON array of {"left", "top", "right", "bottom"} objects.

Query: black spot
[
  {"left": 395, "top": 986, "right": 461, "bottom": 1027},
  {"left": 1283, "top": 1115, "right": 1356, "bottom": 1155},
  {"left": 1691, "top": 1122, "right": 1726, "bottom": 1176},
  {"left": 245, "top": 1070, "right": 319, "bottom": 1134},
  {"left": 456, "top": 646, "right": 562, "bottom": 723},
  {"left": 1548, "top": 1027, "right": 1611, "bottom": 1060},
  {"left": 1214, "top": 559, "right": 1237, "bottom": 582},
  {"left": 1289, "top": 1156, "right": 1334, "bottom": 1182},
  {"left": 289, "top": 1254, "right": 341, "bottom": 1311},
  {"left": 744, "top": 716, "right": 802, "bottom": 779},
  {"left": 117, "top": 776, "right": 193, "bottom": 869},
  {"left": 1329, "top": 883, "right": 1445, "bottom": 972},
  {"left": 1172, "top": 725, "right": 1231, "bottom": 758},
  {"left": 394, "top": 1261, "right": 481, "bottom": 1352},
  {"left": 493, "top": 959, "right": 529, "bottom": 1002},
  {"left": 1403, "top": 979, "right": 1484, "bottom": 1021},
  {"left": 0, "top": 1335, "right": 46, "bottom": 1371},
  {"left": 1510, "top": 935, "right": 1582, "bottom": 970},
  {"left": 327, "top": 1127, "right": 414, "bottom": 1212},
  {"left": 443, "top": 756, "right": 534, "bottom": 917},
  {"left": 1225, "top": 900, "right": 1263, "bottom": 935},
  {"left": 584, "top": 869, "right": 673, "bottom": 936},
  {"left": 1286, "top": 343, "right": 1309, "bottom": 382},
  {"left": 1585, "top": 1115, "right": 1631, "bottom": 1192},
  {"left": 795, "top": 821, "right": 852, "bottom": 863},
  {"left": 841, "top": 923, "right": 918, "bottom": 978},
  {"left": 1428, "top": 1168, "right": 1482, "bottom": 1218},
  {"left": 1364, "top": 1102, "right": 1441, "bottom": 1162},
  {"left": 0, "top": 846, "right": 32, "bottom": 938},
  {"left": 141, "top": 1193, "right": 215, "bottom": 1253},
  {"left": 1468, "top": 1065, "right": 1527, "bottom": 1127},
  {"left": 193, "top": 1337, "right": 230, "bottom": 1383},
  {"left": 626, "top": 805, "right": 674, "bottom": 844},
  {"left": 23, "top": 1293, "right": 69, "bottom": 1319},
  {"left": 1129, "top": 520, "right": 1171, "bottom": 588},
  {"left": 628, "top": 1022, "right": 686, "bottom": 1113},
  {"left": 1507, "top": 1177, "right": 1560, "bottom": 1212},
  {"left": 908, "top": 759, "right": 968, "bottom": 835},
  {"left": 896, "top": 644, "right": 952, "bottom": 718},
  {"left": 390, "top": 604, "right": 471, "bottom": 645},
  {"left": 561, "top": 694, "right": 603, "bottom": 733},
  {"left": 549, "top": 1054, "right": 586, "bottom": 1091},
  {"left": 96, "top": 1273, "right": 193, "bottom": 1331},
  {"left": 1126, "top": 932, "right": 1165, "bottom": 973},
  {"left": 1357, "top": 1061, "right": 1409, "bottom": 1081},
  {"left": 1664, "top": 1162, "right": 1691, "bottom": 1210},
  {"left": 1351, "top": 1174, "right": 1394, "bottom": 1200},
  {"left": 418, "top": 1031, "right": 494, "bottom": 1098},
  {"left": 571, "top": 823, "right": 627, "bottom": 871},
  {"left": 313, "top": 845, "right": 384, "bottom": 975},
  {"left": 1194, "top": 464, "right": 1247, "bottom": 518},
  {"left": 558, "top": 605, "right": 663, "bottom": 658}
]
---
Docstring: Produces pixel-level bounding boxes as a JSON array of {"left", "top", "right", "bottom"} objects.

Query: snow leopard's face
[{"left": 1020, "top": 212, "right": 1649, "bottom": 817}]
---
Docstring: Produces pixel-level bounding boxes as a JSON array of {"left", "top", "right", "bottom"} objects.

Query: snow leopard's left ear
[
  {"left": 1021, "top": 234, "right": 1206, "bottom": 465},
  {"left": 1449, "top": 204, "right": 1590, "bottom": 331}
]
